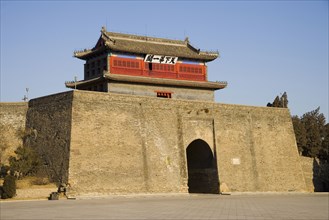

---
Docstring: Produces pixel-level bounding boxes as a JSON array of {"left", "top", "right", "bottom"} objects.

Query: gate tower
[{"left": 65, "top": 27, "right": 227, "bottom": 101}]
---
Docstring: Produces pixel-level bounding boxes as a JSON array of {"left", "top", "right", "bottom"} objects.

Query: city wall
[
  {"left": 67, "top": 90, "right": 306, "bottom": 196},
  {"left": 1, "top": 91, "right": 309, "bottom": 196},
  {"left": 216, "top": 104, "right": 306, "bottom": 192},
  {"left": 300, "top": 156, "right": 329, "bottom": 192},
  {"left": 25, "top": 92, "right": 73, "bottom": 184},
  {"left": 108, "top": 82, "right": 215, "bottom": 101},
  {"left": 0, "top": 102, "right": 28, "bottom": 165}
]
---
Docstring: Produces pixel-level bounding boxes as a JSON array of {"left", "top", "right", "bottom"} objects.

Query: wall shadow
[{"left": 312, "top": 158, "right": 329, "bottom": 192}]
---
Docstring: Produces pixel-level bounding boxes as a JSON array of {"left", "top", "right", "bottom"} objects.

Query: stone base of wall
[{"left": 0, "top": 102, "right": 28, "bottom": 165}]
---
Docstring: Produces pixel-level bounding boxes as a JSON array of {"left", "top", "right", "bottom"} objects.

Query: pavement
[{"left": 1, "top": 193, "right": 328, "bottom": 219}]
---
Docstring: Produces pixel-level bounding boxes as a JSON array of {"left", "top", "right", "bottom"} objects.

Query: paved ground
[{"left": 1, "top": 193, "right": 328, "bottom": 219}]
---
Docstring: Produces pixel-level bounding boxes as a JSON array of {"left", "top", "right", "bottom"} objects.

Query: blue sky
[{"left": 1, "top": 1, "right": 328, "bottom": 119}]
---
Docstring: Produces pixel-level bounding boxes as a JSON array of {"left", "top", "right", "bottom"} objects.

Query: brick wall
[
  {"left": 25, "top": 92, "right": 73, "bottom": 185},
  {"left": 216, "top": 104, "right": 306, "bottom": 192},
  {"left": 1, "top": 91, "right": 308, "bottom": 196},
  {"left": 69, "top": 91, "right": 184, "bottom": 196},
  {"left": 66, "top": 90, "right": 306, "bottom": 196},
  {"left": 108, "top": 82, "right": 215, "bottom": 101},
  {"left": 300, "top": 156, "right": 329, "bottom": 192},
  {"left": 0, "top": 102, "right": 28, "bottom": 165}
]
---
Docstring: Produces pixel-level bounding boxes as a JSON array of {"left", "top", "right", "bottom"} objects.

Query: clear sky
[{"left": 1, "top": 1, "right": 328, "bottom": 119}]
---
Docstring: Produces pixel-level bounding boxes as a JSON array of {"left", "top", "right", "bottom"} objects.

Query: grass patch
[{"left": 15, "top": 177, "right": 56, "bottom": 189}]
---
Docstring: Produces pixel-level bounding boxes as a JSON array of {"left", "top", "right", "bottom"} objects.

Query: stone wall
[
  {"left": 300, "top": 156, "right": 329, "bottom": 192},
  {"left": 108, "top": 81, "right": 215, "bottom": 101},
  {"left": 216, "top": 104, "right": 306, "bottom": 192},
  {"left": 25, "top": 92, "right": 73, "bottom": 185},
  {"left": 0, "top": 102, "right": 28, "bottom": 165},
  {"left": 66, "top": 90, "right": 306, "bottom": 196},
  {"left": 300, "top": 156, "right": 314, "bottom": 192},
  {"left": 1, "top": 91, "right": 309, "bottom": 196},
  {"left": 69, "top": 91, "right": 185, "bottom": 196}
]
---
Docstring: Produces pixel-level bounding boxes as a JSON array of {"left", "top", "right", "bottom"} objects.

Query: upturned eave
[
  {"left": 104, "top": 74, "right": 226, "bottom": 90},
  {"left": 65, "top": 73, "right": 227, "bottom": 90}
]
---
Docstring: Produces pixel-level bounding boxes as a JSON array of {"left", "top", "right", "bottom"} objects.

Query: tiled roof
[
  {"left": 74, "top": 27, "right": 219, "bottom": 61},
  {"left": 105, "top": 74, "right": 226, "bottom": 90},
  {"left": 65, "top": 73, "right": 227, "bottom": 90}
]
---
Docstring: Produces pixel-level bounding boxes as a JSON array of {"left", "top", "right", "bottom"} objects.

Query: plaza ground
[{"left": 1, "top": 193, "right": 328, "bottom": 219}]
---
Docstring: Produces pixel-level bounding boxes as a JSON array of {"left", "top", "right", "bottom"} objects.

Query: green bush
[
  {"left": 9, "top": 146, "right": 41, "bottom": 178},
  {"left": 0, "top": 164, "right": 10, "bottom": 178},
  {"left": 1, "top": 175, "right": 16, "bottom": 199},
  {"left": 0, "top": 186, "right": 3, "bottom": 199}
]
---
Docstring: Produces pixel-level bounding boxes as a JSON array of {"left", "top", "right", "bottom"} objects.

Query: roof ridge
[
  {"left": 74, "top": 27, "right": 219, "bottom": 61},
  {"left": 106, "top": 31, "right": 186, "bottom": 46},
  {"left": 109, "top": 35, "right": 187, "bottom": 47}
]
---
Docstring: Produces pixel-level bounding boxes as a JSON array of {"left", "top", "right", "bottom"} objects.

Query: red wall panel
[{"left": 109, "top": 57, "right": 207, "bottom": 82}]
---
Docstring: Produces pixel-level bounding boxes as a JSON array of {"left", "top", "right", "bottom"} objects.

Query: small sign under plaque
[{"left": 231, "top": 158, "right": 241, "bottom": 165}]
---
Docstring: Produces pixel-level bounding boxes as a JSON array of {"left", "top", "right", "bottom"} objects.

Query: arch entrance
[{"left": 186, "top": 139, "right": 219, "bottom": 194}]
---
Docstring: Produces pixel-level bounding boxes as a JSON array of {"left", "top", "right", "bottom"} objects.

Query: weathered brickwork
[
  {"left": 108, "top": 82, "right": 215, "bottom": 101},
  {"left": 69, "top": 91, "right": 184, "bottom": 196},
  {"left": 0, "top": 102, "right": 28, "bottom": 164},
  {"left": 1, "top": 91, "right": 309, "bottom": 196},
  {"left": 66, "top": 90, "right": 306, "bottom": 196},
  {"left": 300, "top": 156, "right": 329, "bottom": 192},
  {"left": 216, "top": 104, "right": 306, "bottom": 192},
  {"left": 25, "top": 92, "right": 73, "bottom": 185}
]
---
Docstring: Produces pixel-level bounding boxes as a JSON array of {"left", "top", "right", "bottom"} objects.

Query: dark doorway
[{"left": 186, "top": 139, "right": 219, "bottom": 194}]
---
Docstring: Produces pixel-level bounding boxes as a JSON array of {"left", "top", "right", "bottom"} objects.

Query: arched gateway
[{"left": 186, "top": 139, "right": 219, "bottom": 194}]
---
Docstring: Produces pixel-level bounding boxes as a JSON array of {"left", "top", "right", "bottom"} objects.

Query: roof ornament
[
  {"left": 101, "top": 26, "right": 107, "bottom": 33},
  {"left": 186, "top": 39, "right": 201, "bottom": 54},
  {"left": 107, "top": 38, "right": 116, "bottom": 45},
  {"left": 100, "top": 26, "right": 116, "bottom": 45}
]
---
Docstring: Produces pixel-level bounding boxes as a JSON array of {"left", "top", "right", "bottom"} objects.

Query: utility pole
[{"left": 22, "top": 88, "right": 29, "bottom": 102}]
